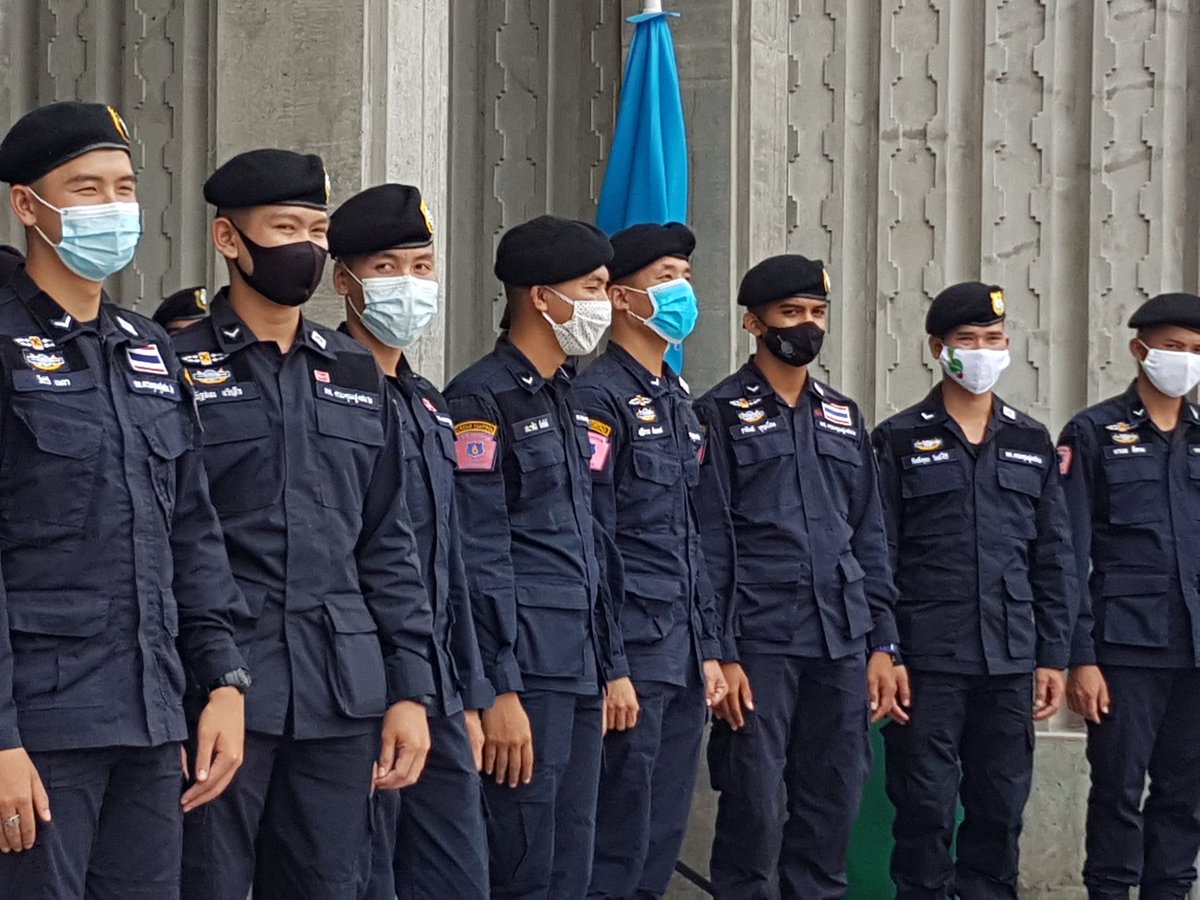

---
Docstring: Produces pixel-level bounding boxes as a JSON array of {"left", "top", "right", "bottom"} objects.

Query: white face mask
[
  {"left": 1139, "top": 341, "right": 1200, "bottom": 398},
  {"left": 542, "top": 287, "right": 611, "bottom": 356},
  {"left": 938, "top": 346, "right": 1010, "bottom": 395},
  {"left": 347, "top": 271, "right": 439, "bottom": 349}
]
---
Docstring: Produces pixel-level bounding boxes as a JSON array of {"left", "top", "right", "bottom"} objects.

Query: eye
[{"left": 377, "top": 263, "right": 394, "bottom": 274}]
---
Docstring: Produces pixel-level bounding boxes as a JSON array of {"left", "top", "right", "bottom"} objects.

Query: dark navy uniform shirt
[
  {"left": 873, "top": 387, "right": 1074, "bottom": 675},
  {"left": 574, "top": 343, "right": 723, "bottom": 687},
  {"left": 173, "top": 291, "right": 434, "bottom": 739},
  {"left": 1059, "top": 384, "right": 1200, "bottom": 669},
  {"left": 444, "top": 338, "right": 612, "bottom": 697},
  {"left": 385, "top": 352, "right": 494, "bottom": 715},
  {"left": 693, "top": 359, "right": 898, "bottom": 663},
  {"left": 0, "top": 271, "right": 244, "bottom": 752}
]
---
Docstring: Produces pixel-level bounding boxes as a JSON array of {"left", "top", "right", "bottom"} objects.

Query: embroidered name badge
[
  {"left": 455, "top": 420, "right": 499, "bottom": 471},
  {"left": 1000, "top": 448, "right": 1045, "bottom": 467}
]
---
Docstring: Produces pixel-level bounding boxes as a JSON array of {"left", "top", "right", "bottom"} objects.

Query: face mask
[
  {"left": 760, "top": 321, "right": 825, "bottom": 368},
  {"left": 347, "top": 272, "right": 439, "bottom": 348},
  {"left": 234, "top": 227, "right": 327, "bottom": 307},
  {"left": 1139, "top": 341, "right": 1200, "bottom": 398},
  {"left": 31, "top": 190, "right": 141, "bottom": 282},
  {"left": 542, "top": 288, "right": 611, "bottom": 356},
  {"left": 626, "top": 278, "right": 699, "bottom": 344},
  {"left": 938, "top": 346, "right": 1010, "bottom": 395}
]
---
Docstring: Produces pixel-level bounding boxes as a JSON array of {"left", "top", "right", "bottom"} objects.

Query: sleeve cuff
[
  {"left": 604, "top": 654, "right": 630, "bottom": 682},
  {"left": 1069, "top": 643, "right": 1097, "bottom": 667},
  {"left": 0, "top": 720, "right": 20, "bottom": 751},
  {"left": 486, "top": 654, "right": 525, "bottom": 696},
  {"left": 459, "top": 677, "right": 497, "bottom": 711},
  {"left": 701, "top": 638, "right": 724, "bottom": 663},
  {"left": 721, "top": 638, "right": 740, "bottom": 664},
  {"left": 868, "top": 620, "right": 900, "bottom": 649},
  {"left": 385, "top": 654, "right": 438, "bottom": 705},
  {"left": 1037, "top": 644, "right": 1071, "bottom": 670},
  {"left": 189, "top": 644, "right": 248, "bottom": 690}
]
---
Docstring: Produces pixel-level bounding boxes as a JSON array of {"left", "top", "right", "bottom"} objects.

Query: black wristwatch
[
  {"left": 871, "top": 643, "right": 902, "bottom": 664},
  {"left": 209, "top": 668, "right": 252, "bottom": 695}
]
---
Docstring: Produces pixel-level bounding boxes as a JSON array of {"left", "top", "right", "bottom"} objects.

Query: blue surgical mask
[
  {"left": 348, "top": 271, "right": 440, "bottom": 348},
  {"left": 31, "top": 190, "right": 141, "bottom": 282},
  {"left": 628, "top": 277, "right": 699, "bottom": 344}
]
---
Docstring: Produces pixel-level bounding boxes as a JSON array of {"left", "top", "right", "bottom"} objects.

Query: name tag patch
[
  {"left": 11, "top": 369, "right": 96, "bottom": 394},
  {"left": 1000, "top": 448, "right": 1045, "bottom": 467},
  {"left": 514, "top": 415, "right": 553, "bottom": 438},
  {"left": 317, "top": 384, "right": 379, "bottom": 408},
  {"left": 903, "top": 449, "right": 957, "bottom": 468},
  {"left": 1104, "top": 444, "right": 1153, "bottom": 459},
  {"left": 814, "top": 417, "right": 858, "bottom": 439},
  {"left": 128, "top": 377, "right": 180, "bottom": 400},
  {"left": 194, "top": 382, "right": 262, "bottom": 404}
]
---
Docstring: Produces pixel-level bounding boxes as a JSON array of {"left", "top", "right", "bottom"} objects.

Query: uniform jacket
[
  {"left": 693, "top": 359, "right": 898, "bottom": 663},
  {"left": 574, "top": 343, "right": 722, "bottom": 687},
  {"left": 873, "top": 386, "right": 1074, "bottom": 675},
  {"left": 173, "top": 290, "right": 434, "bottom": 739},
  {"left": 0, "top": 271, "right": 243, "bottom": 751},
  {"left": 1059, "top": 383, "right": 1200, "bottom": 668}
]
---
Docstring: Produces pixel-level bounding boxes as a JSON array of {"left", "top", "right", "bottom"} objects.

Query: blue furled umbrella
[{"left": 597, "top": 0, "right": 689, "bottom": 373}]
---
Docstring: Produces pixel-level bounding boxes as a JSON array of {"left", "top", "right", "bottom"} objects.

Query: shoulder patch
[
  {"left": 1057, "top": 445, "right": 1073, "bottom": 476},
  {"left": 454, "top": 422, "right": 499, "bottom": 471}
]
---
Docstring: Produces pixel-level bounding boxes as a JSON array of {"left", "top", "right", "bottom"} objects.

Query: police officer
[
  {"left": 574, "top": 222, "right": 727, "bottom": 900},
  {"left": 872, "top": 282, "right": 1074, "bottom": 899},
  {"left": 328, "top": 183, "right": 492, "bottom": 900},
  {"left": 694, "top": 254, "right": 901, "bottom": 899},
  {"left": 176, "top": 150, "right": 435, "bottom": 900},
  {"left": 444, "top": 214, "right": 616, "bottom": 898},
  {"left": 1059, "top": 293, "right": 1200, "bottom": 900},
  {"left": 0, "top": 101, "right": 246, "bottom": 896},
  {"left": 153, "top": 285, "right": 208, "bottom": 334},
  {"left": 0, "top": 245, "right": 22, "bottom": 285}
]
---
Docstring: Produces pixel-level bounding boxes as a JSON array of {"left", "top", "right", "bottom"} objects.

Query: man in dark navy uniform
[
  {"left": 1060, "top": 292, "right": 1200, "bottom": 900},
  {"left": 873, "top": 282, "right": 1074, "bottom": 899},
  {"left": 0, "top": 101, "right": 246, "bottom": 897},
  {"left": 176, "top": 151, "right": 435, "bottom": 900},
  {"left": 153, "top": 285, "right": 208, "bottom": 334},
  {"left": 575, "top": 222, "right": 727, "bottom": 900},
  {"left": 694, "top": 254, "right": 902, "bottom": 899},
  {"left": 444, "top": 215, "right": 616, "bottom": 899},
  {"left": 329, "top": 183, "right": 492, "bottom": 900}
]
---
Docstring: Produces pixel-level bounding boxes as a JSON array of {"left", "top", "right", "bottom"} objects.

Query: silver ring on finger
[{"left": 2, "top": 814, "right": 20, "bottom": 829}]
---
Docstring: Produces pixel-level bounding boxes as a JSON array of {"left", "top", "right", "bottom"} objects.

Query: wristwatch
[
  {"left": 209, "top": 667, "right": 252, "bottom": 695},
  {"left": 871, "top": 643, "right": 902, "bottom": 664}
]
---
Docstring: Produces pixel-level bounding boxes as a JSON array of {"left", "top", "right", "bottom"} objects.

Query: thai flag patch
[
  {"left": 821, "top": 401, "right": 853, "bottom": 428},
  {"left": 126, "top": 344, "right": 168, "bottom": 376}
]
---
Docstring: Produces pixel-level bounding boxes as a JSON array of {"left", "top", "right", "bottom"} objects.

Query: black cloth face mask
[
  {"left": 234, "top": 227, "right": 328, "bottom": 307},
  {"left": 760, "top": 321, "right": 825, "bottom": 367}
]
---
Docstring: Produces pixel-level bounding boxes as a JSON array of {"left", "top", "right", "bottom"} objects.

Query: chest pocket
[
  {"left": 3, "top": 398, "right": 104, "bottom": 536},
  {"left": 631, "top": 445, "right": 682, "bottom": 487},
  {"left": 315, "top": 400, "right": 386, "bottom": 510},
  {"left": 730, "top": 430, "right": 794, "bottom": 509},
  {"left": 995, "top": 461, "right": 1044, "bottom": 540},
  {"left": 139, "top": 408, "right": 193, "bottom": 523},
  {"left": 900, "top": 461, "right": 967, "bottom": 537},
  {"left": 512, "top": 431, "right": 567, "bottom": 501},
  {"left": 197, "top": 394, "right": 279, "bottom": 514},
  {"left": 815, "top": 432, "right": 861, "bottom": 466},
  {"left": 1103, "top": 454, "right": 1162, "bottom": 525}
]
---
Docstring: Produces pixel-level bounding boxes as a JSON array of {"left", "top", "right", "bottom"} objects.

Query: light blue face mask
[
  {"left": 628, "top": 277, "right": 699, "bottom": 344},
  {"left": 31, "top": 190, "right": 141, "bottom": 282},
  {"left": 348, "top": 271, "right": 440, "bottom": 349}
]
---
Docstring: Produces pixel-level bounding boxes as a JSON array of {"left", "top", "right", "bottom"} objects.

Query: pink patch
[
  {"left": 1057, "top": 445, "right": 1073, "bottom": 477},
  {"left": 455, "top": 431, "right": 498, "bottom": 471},
  {"left": 588, "top": 431, "right": 612, "bottom": 472},
  {"left": 314, "top": 370, "right": 330, "bottom": 383}
]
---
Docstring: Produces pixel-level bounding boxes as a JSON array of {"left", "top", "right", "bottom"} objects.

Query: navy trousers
[
  {"left": 1083, "top": 666, "right": 1200, "bottom": 900},
  {"left": 181, "top": 729, "right": 376, "bottom": 900},
  {"left": 589, "top": 678, "right": 707, "bottom": 899},
  {"left": 0, "top": 743, "right": 182, "bottom": 899},
  {"left": 482, "top": 689, "right": 604, "bottom": 900},
  {"left": 360, "top": 710, "right": 488, "bottom": 900},
  {"left": 708, "top": 653, "right": 869, "bottom": 900},
  {"left": 884, "top": 671, "right": 1034, "bottom": 900}
]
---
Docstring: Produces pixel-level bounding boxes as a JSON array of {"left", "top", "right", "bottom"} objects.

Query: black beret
[
  {"left": 204, "top": 149, "right": 329, "bottom": 210},
  {"left": 607, "top": 222, "right": 695, "bottom": 281},
  {"left": 737, "top": 254, "right": 830, "bottom": 307},
  {"left": 925, "top": 282, "right": 1006, "bottom": 336},
  {"left": 1128, "top": 292, "right": 1200, "bottom": 332},
  {"left": 328, "top": 184, "right": 434, "bottom": 259},
  {"left": 0, "top": 245, "right": 23, "bottom": 285},
  {"left": 0, "top": 101, "right": 132, "bottom": 185},
  {"left": 153, "top": 286, "right": 208, "bottom": 327},
  {"left": 494, "top": 215, "right": 613, "bottom": 287}
]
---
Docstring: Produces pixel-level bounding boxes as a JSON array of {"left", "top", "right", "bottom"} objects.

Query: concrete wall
[{"left": 6, "top": 0, "right": 1200, "bottom": 894}]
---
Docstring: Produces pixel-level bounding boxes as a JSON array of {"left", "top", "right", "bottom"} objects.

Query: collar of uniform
[
  {"left": 738, "top": 357, "right": 773, "bottom": 398},
  {"left": 10, "top": 269, "right": 95, "bottom": 341},
  {"left": 1119, "top": 381, "right": 1150, "bottom": 426},
  {"left": 607, "top": 341, "right": 670, "bottom": 397},
  {"left": 296, "top": 321, "right": 337, "bottom": 360},
  {"left": 209, "top": 289, "right": 256, "bottom": 353},
  {"left": 495, "top": 337, "right": 549, "bottom": 393},
  {"left": 915, "top": 386, "right": 951, "bottom": 424}
]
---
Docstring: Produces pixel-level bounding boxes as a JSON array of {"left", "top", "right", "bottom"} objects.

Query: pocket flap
[
  {"left": 901, "top": 465, "right": 966, "bottom": 498},
  {"left": 1002, "top": 570, "right": 1035, "bottom": 602},
  {"left": 515, "top": 582, "right": 589, "bottom": 610},
  {"left": 838, "top": 552, "right": 865, "bottom": 583},
  {"left": 512, "top": 434, "right": 565, "bottom": 472},
  {"left": 1102, "top": 571, "right": 1170, "bottom": 598},
  {"left": 816, "top": 433, "right": 862, "bottom": 465},
  {"left": 315, "top": 401, "right": 385, "bottom": 447},
  {"left": 623, "top": 572, "right": 686, "bottom": 604},
  {"left": 631, "top": 446, "right": 681, "bottom": 485},
  {"left": 201, "top": 400, "right": 272, "bottom": 445},
  {"left": 12, "top": 401, "right": 103, "bottom": 459},
  {"left": 730, "top": 432, "right": 793, "bottom": 465},
  {"left": 324, "top": 600, "right": 379, "bottom": 634},
  {"left": 141, "top": 412, "right": 192, "bottom": 460},
  {"left": 996, "top": 462, "right": 1043, "bottom": 497},
  {"left": 8, "top": 593, "right": 110, "bottom": 637}
]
